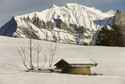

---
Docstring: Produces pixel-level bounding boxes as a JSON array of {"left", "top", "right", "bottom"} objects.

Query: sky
[{"left": 0, "top": 0, "right": 125, "bottom": 27}]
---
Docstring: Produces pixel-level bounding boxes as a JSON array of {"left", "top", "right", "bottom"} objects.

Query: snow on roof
[{"left": 62, "top": 58, "right": 97, "bottom": 65}]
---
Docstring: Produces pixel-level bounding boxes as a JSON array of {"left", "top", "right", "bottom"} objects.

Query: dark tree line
[{"left": 95, "top": 25, "right": 124, "bottom": 47}]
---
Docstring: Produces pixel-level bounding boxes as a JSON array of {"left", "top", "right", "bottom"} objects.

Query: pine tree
[{"left": 95, "top": 25, "right": 124, "bottom": 47}]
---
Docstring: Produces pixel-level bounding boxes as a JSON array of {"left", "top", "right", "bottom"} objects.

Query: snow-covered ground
[{"left": 0, "top": 36, "right": 125, "bottom": 84}]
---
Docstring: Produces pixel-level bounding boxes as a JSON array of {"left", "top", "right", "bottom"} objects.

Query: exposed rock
[
  {"left": 30, "top": 17, "right": 45, "bottom": 28},
  {"left": 47, "top": 21, "right": 55, "bottom": 29},
  {"left": 112, "top": 10, "right": 125, "bottom": 27},
  {"left": 0, "top": 17, "right": 17, "bottom": 37}
]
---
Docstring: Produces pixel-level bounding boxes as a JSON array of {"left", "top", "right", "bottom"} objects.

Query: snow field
[{"left": 0, "top": 36, "right": 125, "bottom": 84}]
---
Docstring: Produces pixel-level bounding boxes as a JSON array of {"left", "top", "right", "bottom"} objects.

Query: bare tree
[
  {"left": 48, "top": 43, "right": 58, "bottom": 68},
  {"left": 35, "top": 44, "right": 42, "bottom": 67},
  {"left": 18, "top": 26, "right": 59, "bottom": 71},
  {"left": 18, "top": 27, "right": 39, "bottom": 71},
  {"left": 18, "top": 41, "right": 43, "bottom": 71},
  {"left": 18, "top": 45, "right": 30, "bottom": 71},
  {"left": 29, "top": 37, "right": 34, "bottom": 70},
  {"left": 42, "top": 51, "right": 47, "bottom": 67}
]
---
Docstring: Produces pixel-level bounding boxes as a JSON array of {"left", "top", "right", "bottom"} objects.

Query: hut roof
[
  {"left": 54, "top": 58, "right": 98, "bottom": 68},
  {"left": 62, "top": 58, "right": 97, "bottom": 65}
]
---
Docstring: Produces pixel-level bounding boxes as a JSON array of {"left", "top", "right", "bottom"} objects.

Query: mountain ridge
[{"left": 0, "top": 3, "right": 115, "bottom": 45}]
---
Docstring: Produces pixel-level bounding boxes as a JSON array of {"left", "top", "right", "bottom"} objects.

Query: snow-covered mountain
[{"left": 0, "top": 3, "right": 115, "bottom": 45}]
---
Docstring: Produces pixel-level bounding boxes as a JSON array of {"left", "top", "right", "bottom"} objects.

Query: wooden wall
[{"left": 62, "top": 67, "right": 91, "bottom": 75}]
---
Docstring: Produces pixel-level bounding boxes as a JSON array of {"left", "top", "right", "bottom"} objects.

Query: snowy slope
[
  {"left": 0, "top": 3, "right": 115, "bottom": 45},
  {"left": 0, "top": 36, "right": 125, "bottom": 84}
]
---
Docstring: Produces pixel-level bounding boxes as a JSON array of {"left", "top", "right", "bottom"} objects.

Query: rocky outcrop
[
  {"left": 111, "top": 10, "right": 125, "bottom": 46},
  {"left": 0, "top": 17, "right": 17, "bottom": 37},
  {"left": 112, "top": 10, "right": 125, "bottom": 27}
]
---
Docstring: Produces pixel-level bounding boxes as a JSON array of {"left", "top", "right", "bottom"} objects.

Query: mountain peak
[
  {"left": 64, "top": 3, "right": 86, "bottom": 9},
  {"left": 64, "top": 3, "right": 80, "bottom": 6},
  {"left": 51, "top": 4, "right": 59, "bottom": 8},
  {"left": 106, "top": 10, "right": 115, "bottom": 15},
  {"left": 0, "top": 3, "right": 115, "bottom": 45}
]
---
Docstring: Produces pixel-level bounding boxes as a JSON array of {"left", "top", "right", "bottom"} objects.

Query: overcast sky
[{"left": 0, "top": 0, "right": 125, "bottom": 27}]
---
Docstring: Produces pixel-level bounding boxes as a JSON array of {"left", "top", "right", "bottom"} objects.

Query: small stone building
[{"left": 54, "top": 58, "right": 97, "bottom": 75}]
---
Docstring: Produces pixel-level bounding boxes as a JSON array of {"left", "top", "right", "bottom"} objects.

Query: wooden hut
[{"left": 54, "top": 58, "right": 97, "bottom": 75}]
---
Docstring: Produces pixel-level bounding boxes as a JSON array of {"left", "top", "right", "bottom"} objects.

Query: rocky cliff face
[
  {"left": 112, "top": 10, "right": 125, "bottom": 27},
  {"left": 112, "top": 10, "right": 125, "bottom": 46},
  {"left": 0, "top": 3, "right": 115, "bottom": 45},
  {"left": 0, "top": 17, "right": 17, "bottom": 37}
]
